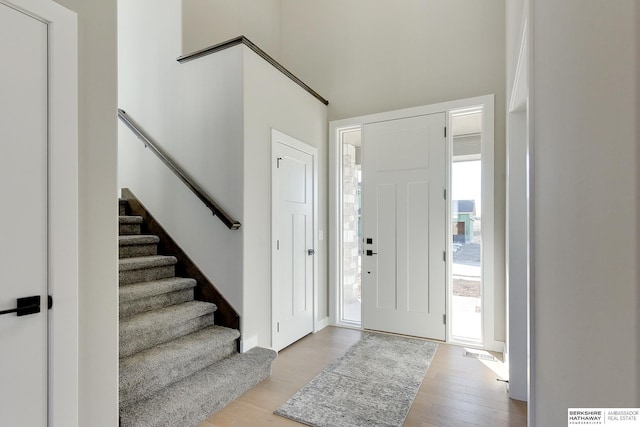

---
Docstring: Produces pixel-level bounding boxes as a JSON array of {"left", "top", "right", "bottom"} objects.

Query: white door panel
[
  {"left": 362, "top": 114, "right": 446, "bottom": 340},
  {"left": 407, "top": 181, "right": 430, "bottom": 312},
  {"left": 272, "top": 133, "right": 314, "bottom": 351},
  {"left": 375, "top": 183, "right": 397, "bottom": 310},
  {"left": 0, "top": 3, "right": 48, "bottom": 425}
]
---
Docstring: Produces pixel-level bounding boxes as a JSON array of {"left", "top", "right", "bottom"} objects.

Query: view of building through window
[
  {"left": 451, "top": 160, "right": 482, "bottom": 342},
  {"left": 450, "top": 108, "right": 483, "bottom": 344}
]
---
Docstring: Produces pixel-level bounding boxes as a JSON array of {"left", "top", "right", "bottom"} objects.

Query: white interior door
[
  {"left": 362, "top": 113, "right": 446, "bottom": 340},
  {"left": 0, "top": 3, "right": 49, "bottom": 425},
  {"left": 272, "top": 131, "right": 315, "bottom": 351}
]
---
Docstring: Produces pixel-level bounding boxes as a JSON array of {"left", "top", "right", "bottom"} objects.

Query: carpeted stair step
[
  {"left": 119, "top": 347, "right": 277, "bottom": 427},
  {"left": 119, "top": 215, "right": 143, "bottom": 235},
  {"left": 119, "top": 198, "right": 128, "bottom": 216},
  {"left": 119, "top": 325, "right": 240, "bottom": 406},
  {"left": 119, "top": 277, "right": 196, "bottom": 318},
  {"left": 119, "top": 301, "right": 217, "bottom": 357},
  {"left": 119, "top": 235, "right": 160, "bottom": 259},
  {"left": 119, "top": 255, "right": 177, "bottom": 285}
]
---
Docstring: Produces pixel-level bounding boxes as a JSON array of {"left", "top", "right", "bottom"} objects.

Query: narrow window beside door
[
  {"left": 340, "top": 129, "right": 362, "bottom": 326},
  {"left": 450, "top": 109, "right": 483, "bottom": 345}
]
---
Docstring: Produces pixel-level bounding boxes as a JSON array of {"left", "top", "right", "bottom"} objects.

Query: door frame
[
  {"left": 447, "top": 103, "right": 496, "bottom": 350},
  {"left": 1, "top": 0, "right": 78, "bottom": 425},
  {"left": 271, "top": 129, "right": 318, "bottom": 350},
  {"left": 329, "top": 95, "right": 501, "bottom": 351},
  {"left": 506, "top": 19, "right": 531, "bottom": 402},
  {"left": 331, "top": 125, "right": 362, "bottom": 328}
]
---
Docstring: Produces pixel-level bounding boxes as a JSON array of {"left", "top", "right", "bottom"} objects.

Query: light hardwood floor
[{"left": 199, "top": 327, "right": 527, "bottom": 427}]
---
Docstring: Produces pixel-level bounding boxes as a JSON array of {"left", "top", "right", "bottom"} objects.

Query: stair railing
[
  {"left": 177, "top": 35, "right": 329, "bottom": 106},
  {"left": 118, "top": 108, "right": 241, "bottom": 230}
]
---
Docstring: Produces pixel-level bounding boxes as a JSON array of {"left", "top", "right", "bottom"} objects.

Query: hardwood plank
[{"left": 199, "top": 327, "right": 527, "bottom": 427}]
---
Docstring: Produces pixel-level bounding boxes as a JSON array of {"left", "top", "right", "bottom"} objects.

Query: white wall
[
  {"left": 182, "top": 0, "right": 281, "bottom": 59},
  {"left": 637, "top": 5, "right": 640, "bottom": 395},
  {"left": 120, "top": 0, "right": 328, "bottom": 349},
  {"left": 280, "top": 1, "right": 503, "bottom": 120},
  {"left": 279, "top": 0, "right": 506, "bottom": 342},
  {"left": 506, "top": 0, "right": 526, "bottom": 102},
  {"left": 529, "top": 0, "right": 639, "bottom": 424},
  {"left": 53, "top": 0, "right": 119, "bottom": 425},
  {"left": 506, "top": 109, "right": 529, "bottom": 401},
  {"left": 242, "top": 46, "right": 328, "bottom": 348},
  {"left": 118, "top": 0, "right": 245, "bottom": 313},
  {"left": 505, "top": 0, "right": 530, "bottom": 403},
  {"left": 180, "top": 0, "right": 508, "bottom": 342}
]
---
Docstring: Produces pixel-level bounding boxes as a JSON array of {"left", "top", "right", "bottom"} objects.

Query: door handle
[
  {"left": 307, "top": 249, "right": 315, "bottom": 256},
  {"left": 366, "top": 250, "right": 378, "bottom": 256},
  {"left": 0, "top": 295, "right": 41, "bottom": 317}
]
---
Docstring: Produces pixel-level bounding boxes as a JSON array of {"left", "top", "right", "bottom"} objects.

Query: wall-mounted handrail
[
  {"left": 177, "top": 35, "right": 329, "bottom": 106},
  {"left": 118, "top": 109, "right": 241, "bottom": 230}
]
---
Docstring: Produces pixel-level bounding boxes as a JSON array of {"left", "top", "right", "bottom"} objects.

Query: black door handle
[
  {"left": 0, "top": 295, "right": 41, "bottom": 317},
  {"left": 366, "top": 250, "right": 378, "bottom": 256}
]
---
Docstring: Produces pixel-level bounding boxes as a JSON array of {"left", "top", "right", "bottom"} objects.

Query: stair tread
[
  {"left": 120, "top": 277, "right": 196, "bottom": 303},
  {"left": 119, "top": 301, "right": 217, "bottom": 356},
  {"left": 119, "top": 347, "right": 277, "bottom": 427},
  {"left": 120, "top": 301, "right": 217, "bottom": 339},
  {"left": 120, "top": 325, "right": 239, "bottom": 377},
  {"left": 119, "top": 215, "right": 143, "bottom": 224},
  {"left": 119, "top": 325, "right": 240, "bottom": 405},
  {"left": 119, "top": 235, "right": 160, "bottom": 246},
  {"left": 119, "top": 255, "right": 177, "bottom": 272}
]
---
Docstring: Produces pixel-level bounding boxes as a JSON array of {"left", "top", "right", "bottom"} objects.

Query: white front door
[
  {"left": 0, "top": 2, "right": 49, "bottom": 425},
  {"left": 272, "top": 131, "right": 315, "bottom": 351},
  {"left": 362, "top": 113, "right": 446, "bottom": 340}
]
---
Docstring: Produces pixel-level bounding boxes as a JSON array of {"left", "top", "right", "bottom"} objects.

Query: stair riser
[
  {"left": 120, "top": 342, "right": 237, "bottom": 406},
  {"left": 119, "top": 265, "right": 175, "bottom": 285},
  {"left": 120, "top": 313, "right": 215, "bottom": 358},
  {"left": 119, "top": 223, "right": 141, "bottom": 235},
  {"left": 119, "top": 204, "right": 127, "bottom": 216},
  {"left": 120, "top": 289, "right": 194, "bottom": 319},
  {"left": 119, "top": 244, "right": 158, "bottom": 259}
]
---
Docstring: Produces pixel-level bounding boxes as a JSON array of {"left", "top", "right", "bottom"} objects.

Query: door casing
[
  {"left": 271, "top": 129, "right": 318, "bottom": 351},
  {"left": 0, "top": 1, "right": 78, "bottom": 425},
  {"left": 329, "top": 95, "right": 502, "bottom": 352}
]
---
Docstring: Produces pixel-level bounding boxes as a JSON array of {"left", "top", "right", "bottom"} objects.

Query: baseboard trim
[
  {"left": 315, "top": 317, "right": 330, "bottom": 332},
  {"left": 240, "top": 335, "right": 258, "bottom": 353},
  {"left": 491, "top": 340, "right": 506, "bottom": 353}
]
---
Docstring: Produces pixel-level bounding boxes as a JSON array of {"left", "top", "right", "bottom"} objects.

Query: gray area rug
[{"left": 274, "top": 332, "right": 438, "bottom": 427}]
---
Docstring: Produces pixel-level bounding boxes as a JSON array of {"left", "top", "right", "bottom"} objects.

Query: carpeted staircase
[{"left": 118, "top": 198, "right": 276, "bottom": 427}]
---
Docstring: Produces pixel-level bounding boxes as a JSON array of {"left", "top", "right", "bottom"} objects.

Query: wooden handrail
[
  {"left": 177, "top": 35, "right": 329, "bottom": 106},
  {"left": 118, "top": 109, "right": 241, "bottom": 230}
]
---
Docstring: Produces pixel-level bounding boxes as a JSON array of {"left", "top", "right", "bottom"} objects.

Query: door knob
[
  {"left": 307, "top": 249, "right": 315, "bottom": 256},
  {"left": 366, "top": 250, "right": 378, "bottom": 256},
  {"left": 0, "top": 295, "right": 41, "bottom": 317}
]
